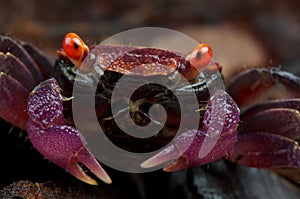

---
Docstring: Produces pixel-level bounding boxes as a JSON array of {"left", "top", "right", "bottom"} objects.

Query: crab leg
[
  {"left": 27, "top": 78, "right": 111, "bottom": 185},
  {"left": 0, "top": 52, "right": 36, "bottom": 89},
  {"left": 239, "top": 108, "right": 300, "bottom": 140},
  {"left": 241, "top": 98, "right": 300, "bottom": 121},
  {"left": 0, "top": 73, "right": 29, "bottom": 130},
  {"left": 141, "top": 90, "right": 240, "bottom": 171},
  {"left": 227, "top": 67, "right": 300, "bottom": 106},
  {"left": 228, "top": 98, "right": 300, "bottom": 169},
  {"left": 229, "top": 132, "right": 300, "bottom": 168},
  {"left": 275, "top": 69, "right": 300, "bottom": 94},
  {"left": 0, "top": 35, "right": 43, "bottom": 82},
  {"left": 0, "top": 51, "right": 36, "bottom": 129},
  {"left": 21, "top": 41, "right": 53, "bottom": 78},
  {"left": 0, "top": 35, "right": 53, "bottom": 130}
]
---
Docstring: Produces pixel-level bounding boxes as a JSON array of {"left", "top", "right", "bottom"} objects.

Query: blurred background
[
  {"left": 1, "top": 0, "right": 300, "bottom": 198},
  {"left": 1, "top": 0, "right": 300, "bottom": 79}
]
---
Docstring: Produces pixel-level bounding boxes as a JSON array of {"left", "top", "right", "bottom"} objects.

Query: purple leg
[
  {"left": 229, "top": 98, "right": 300, "bottom": 169},
  {"left": 229, "top": 132, "right": 300, "bottom": 168},
  {"left": 0, "top": 73, "right": 28, "bottom": 130},
  {"left": 0, "top": 35, "right": 43, "bottom": 82},
  {"left": 227, "top": 67, "right": 300, "bottom": 106}
]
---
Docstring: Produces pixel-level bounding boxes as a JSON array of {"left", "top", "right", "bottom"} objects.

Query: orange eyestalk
[
  {"left": 188, "top": 43, "right": 212, "bottom": 69},
  {"left": 182, "top": 43, "right": 213, "bottom": 80},
  {"left": 61, "top": 33, "right": 89, "bottom": 67}
]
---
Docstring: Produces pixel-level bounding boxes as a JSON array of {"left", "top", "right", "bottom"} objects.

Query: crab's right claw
[
  {"left": 27, "top": 78, "right": 111, "bottom": 185},
  {"left": 141, "top": 90, "right": 240, "bottom": 171}
]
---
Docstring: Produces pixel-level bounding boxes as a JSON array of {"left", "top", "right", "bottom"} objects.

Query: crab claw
[
  {"left": 141, "top": 90, "right": 240, "bottom": 171},
  {"left": 27, "top": 78, "right": 111, "bottom": 185}
]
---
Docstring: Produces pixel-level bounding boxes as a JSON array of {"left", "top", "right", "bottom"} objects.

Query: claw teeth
[
  {"left": 67, "top": 163, "right": 99, "bottom": 185},
  {"left": 76, "top": 147, "right": 112, "bottom": 184}
]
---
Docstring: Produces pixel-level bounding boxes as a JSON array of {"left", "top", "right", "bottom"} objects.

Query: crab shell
[{"left": 54, "top": 45, "right": 212, "bottom": 152}]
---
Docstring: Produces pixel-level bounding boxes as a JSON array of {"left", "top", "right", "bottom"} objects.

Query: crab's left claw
[
  {"left": 141, "top": 90, "right": 240, "bottom": 171},
  {"left": 27, "top": 78, "right": 111, "bottom": 185}
]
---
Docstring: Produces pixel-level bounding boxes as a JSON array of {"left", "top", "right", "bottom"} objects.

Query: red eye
[
  {"left": 188, "top": 43, "right": 212, "bottom": 71},
  {"left": 62, "top": 33, "right": 88, "bottom": 66},
  {"left": 180, "top": 43, "right": 213, "bottom": 80}
]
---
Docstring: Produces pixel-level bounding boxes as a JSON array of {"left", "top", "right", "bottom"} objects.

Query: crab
[
  {"left": 2, "top": 32, "right": 298, "bottom": 187},
  {"left": 0, "top": 33, "right": 242, "bottom": 185}
]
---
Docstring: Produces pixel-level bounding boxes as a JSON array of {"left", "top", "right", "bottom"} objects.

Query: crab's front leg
[
  {"left": 226, "top": 68, "right": 300, "bottom": 169},
  {"left": 27, "top": 78, "right": 111, "bottom": 185},
  {"left": 229, "top": 99, "right": 300, "bottom": 169},
  {"left": 141, "top": 90, "right": 240, "bottom": 171},
  {"left": 226, "top": 67, "right": 300, "bottom": 106}
]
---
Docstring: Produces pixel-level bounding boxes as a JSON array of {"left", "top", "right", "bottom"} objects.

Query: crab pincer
[
  {"left": 141, "top": 90, "right": 240, "bottom": 171},
  {"left": 27, "top": 78, "right": 111, "bottom": 185}
]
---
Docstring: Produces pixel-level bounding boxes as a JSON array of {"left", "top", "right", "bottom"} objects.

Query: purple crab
[{"left": 1, "top": 32, "right": 298, "bottom": 186}]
